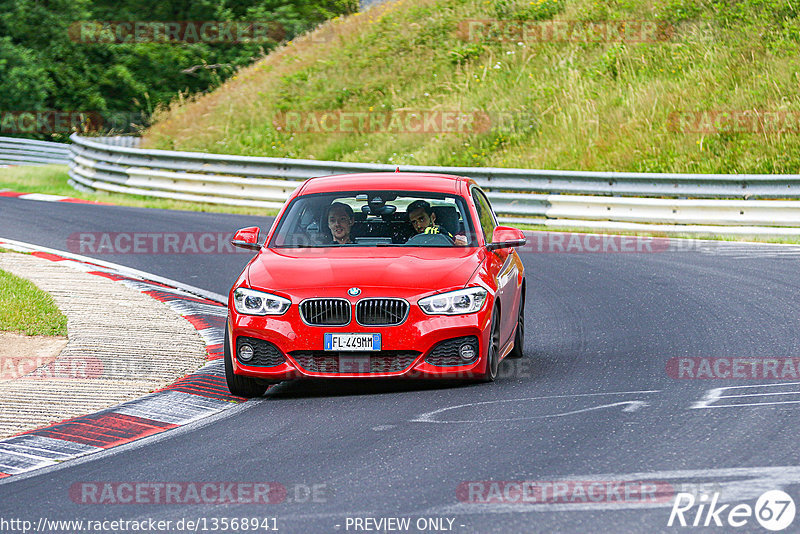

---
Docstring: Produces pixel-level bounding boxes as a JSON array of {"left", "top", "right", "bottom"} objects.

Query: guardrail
[
  {"left": 0, "top": 136, "right": 71, "bottom": 166},
  {"left": 68, "top": 134, "right": 800, "bottom": 235}
]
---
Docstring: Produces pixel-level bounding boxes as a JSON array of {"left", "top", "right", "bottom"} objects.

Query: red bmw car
[{"left": 225, "top": 172, "right": 526, "bottom": 397}]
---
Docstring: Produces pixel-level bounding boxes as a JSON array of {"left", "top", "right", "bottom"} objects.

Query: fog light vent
[
  {"left": 459, "top": 343, "right": 476, "bottom": 361},
  {"left": 425, "top": 336, "right": 480, "bottom": 367},
  {"left": 238, "top": 344, "right": 254, "bottom": 362},
  {"left": 235, "top": 336, "right": 285, "bottom": 367}
]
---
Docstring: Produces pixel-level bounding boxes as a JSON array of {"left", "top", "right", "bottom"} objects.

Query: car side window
[{"left": 471, "top": 188, "right": 497, "bottom": 242}]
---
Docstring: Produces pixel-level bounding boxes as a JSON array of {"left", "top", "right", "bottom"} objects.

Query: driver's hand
[{"left": 454, "top": 235, "right": 468, "bottom": 246}]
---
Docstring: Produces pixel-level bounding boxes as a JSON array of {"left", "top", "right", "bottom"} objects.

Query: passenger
[
  {"left": 327, "top": 202, "right": 355, "bottom": 244},
  {"left": 407, "top": 200, "right": 468, "bottom": 245}
]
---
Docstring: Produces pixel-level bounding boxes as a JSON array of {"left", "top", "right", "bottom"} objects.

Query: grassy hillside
[{"left": 143, "top": 0, "right": 800, "bottom": 174}]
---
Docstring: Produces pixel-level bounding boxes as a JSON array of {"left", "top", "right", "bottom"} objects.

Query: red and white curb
[
  {"left": 0, "top": 239, "right": 239, "bottom": 479},
  {"left": 0, "top": 190, "right": 109, "bottom": 204}
]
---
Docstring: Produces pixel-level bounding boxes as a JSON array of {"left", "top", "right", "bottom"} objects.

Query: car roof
[{"left": 298, "top": 172, "right": 468, "bottom": 196}]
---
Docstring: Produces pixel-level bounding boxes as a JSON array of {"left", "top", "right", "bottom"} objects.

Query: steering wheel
[{"left": 405, "top": 232, "right": 454, "bottom": 246}]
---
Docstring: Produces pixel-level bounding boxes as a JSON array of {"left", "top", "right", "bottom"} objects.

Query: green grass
[
  {"left": 0, "top": 267, "right": 68, "bottom": 336},
  {"left": 0, "top": 165, "right": 277, "bottom": 216},
  {"left": 143, "top": 0, "right": 800, "bottom": 174}
]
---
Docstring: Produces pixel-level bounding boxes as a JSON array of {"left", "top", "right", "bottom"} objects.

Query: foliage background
[{"left": 0, "top": 0, "right": 357, "bottom": 140}]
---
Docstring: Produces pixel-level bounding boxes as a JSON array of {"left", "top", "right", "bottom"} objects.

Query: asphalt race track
[{"left": 2, "top": 196, "right": 800, "bottom": 533}]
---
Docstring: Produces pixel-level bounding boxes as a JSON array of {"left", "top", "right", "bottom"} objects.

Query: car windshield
[{"left": 269, "top": 191, "right": 477, "bottom": 247}]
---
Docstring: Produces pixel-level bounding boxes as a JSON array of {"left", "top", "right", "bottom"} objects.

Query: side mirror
[
  {"left": 487, "top": 226, "right": 526, "bottom": 251},
  {"left": 231, "top": 226, "right": 262, "bottom": 251}
]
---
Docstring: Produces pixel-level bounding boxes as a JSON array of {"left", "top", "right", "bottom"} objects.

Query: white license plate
[{"left": 324, "top": 333, "right": 381, "bottom": 351}]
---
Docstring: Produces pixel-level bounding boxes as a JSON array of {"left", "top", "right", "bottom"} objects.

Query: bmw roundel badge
[{"left": 348, "top": 287, "right": 361, "bottom": 297}]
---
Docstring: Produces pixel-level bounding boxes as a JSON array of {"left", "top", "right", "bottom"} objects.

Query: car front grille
[
  {"left": 300, "top": 299, "right": 351, "bottom": 326},
  {"left": 290, "top": 351, "right": 419, "bottom": 374},
  {"left": 236, "top": 336, "right": 286, "bottom": 367},
  {"left": 425, "top": 336, "right": 480, "bottom": 366},
  {"left": 356, "top": 298, "right": 409, "bottom": 326}
]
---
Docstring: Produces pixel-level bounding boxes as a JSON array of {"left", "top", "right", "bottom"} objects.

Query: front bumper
[{"left": 228, "top": 304, "right": 492, "bottom": 379}]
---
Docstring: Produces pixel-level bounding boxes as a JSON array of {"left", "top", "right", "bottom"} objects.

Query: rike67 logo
[{"left": 668, "top": 490, "right": 796, "bottom": 531}]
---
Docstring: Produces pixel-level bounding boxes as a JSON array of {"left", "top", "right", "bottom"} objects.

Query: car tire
[
  {"left": 478, "top": 309, "right": 500, "bottom": 382},
  {"left": 507, "top": 290, "right": 525, "bottom": 359},
  {"left": 224, "top": 322, "right": 269, "bottom": 398}
]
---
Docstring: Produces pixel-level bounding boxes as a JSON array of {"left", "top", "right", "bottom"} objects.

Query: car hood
[{"left": 247, "top": 247, "right": 483, "bottom": 294}]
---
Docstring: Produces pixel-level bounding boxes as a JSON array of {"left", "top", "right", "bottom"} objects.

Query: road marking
[
  {"left": 695, "top": 242, "right": 800, "bottom": 258},
  {"left": 691, "top": 382, "right": 800, "bottom": 409},
  {"left": 410, "top": 390, "right": 659, "bottom": 424},
  {"left": 16, "top": 193, "right": 70, "bottom": 201}
]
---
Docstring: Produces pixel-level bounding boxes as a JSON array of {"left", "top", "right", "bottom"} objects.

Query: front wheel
[
  {"left": 224, "top": 322, "right": 268, "bottom": 398},
  {"left": 478, "top": 310, "right": 500, "bottom": 382}
]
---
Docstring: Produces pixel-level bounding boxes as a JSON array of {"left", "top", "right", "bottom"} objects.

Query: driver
[
  {"left": 407, "top": 200, "right": 467, "bottom": 246},
  {"left": 327, "top": 202, "right": 355, "bottom": 244}
]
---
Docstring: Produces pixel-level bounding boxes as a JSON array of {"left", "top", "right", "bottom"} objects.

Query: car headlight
[
  {"left": 418, "top": 287, "right": 488, "bottom": 315},
  {"left": 233, "top": 287, "right": 291, "bottom": 316}
]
